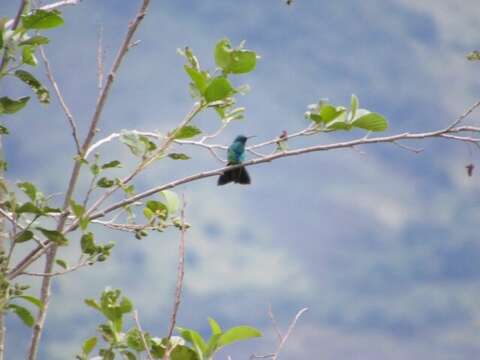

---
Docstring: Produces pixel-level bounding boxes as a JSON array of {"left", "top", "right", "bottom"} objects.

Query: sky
[{"left": 2, "top": 0, "right": 480, "bottom": 359}]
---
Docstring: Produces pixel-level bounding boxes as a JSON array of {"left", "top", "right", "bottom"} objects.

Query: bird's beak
[{"left": 247, "top": 135, "right": 256, "bottom": 139}]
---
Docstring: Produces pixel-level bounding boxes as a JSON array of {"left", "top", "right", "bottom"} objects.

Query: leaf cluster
[{"left": 78, "top": 288, "right": 261, "bottom": 360}]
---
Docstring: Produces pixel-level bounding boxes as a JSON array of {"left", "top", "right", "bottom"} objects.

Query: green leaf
[
  {"left": 168, "top": 153, "right": 190, "bottom": 160},
  {"left": 70, "top": 199, "right": 85, "bottom": 218},
  {"left": 55, "top": 259, "right": 68, "bottom": 269},
  {"left": 178, "top": 328, "right": 207, "bottom": 360},
  {"left": 84, "top": 298, "right": 101, "bottom": 312},
  {"left": 8, "top": 304, "right": 34, "bottom": 327},
  {"left": 0, "top": 18, "right": 5, "bottom": 50},
  {"left": 37, "top": 227, "right": 68, "bottom": 246},
  {"left": 0, "top": 125, "right": 9, "bottom": 134},
  {"left": 146, "top": 200, "right": 168, "bottom": 220},
  {"left": 214, "top": 39, "right": 231, "bottom": 71},
  {"left": 217, "top": 326, "right": 262, "bottom": 348},
  {"left": 97, "top": 177, "right": 115, "bottom": 188},
  {"left": 119, "top": 297, "right": 133, "bottom": 314},
  {"left": 16, "top": 202, "right": 43, "bottom": 215},
  {"left": 15, "top": 230, "right": 33, "bottom": 243},
  {"left": 90, "top": 163, "right": 100, "bottom": 176},
  {"left": 350, "top": 94, "right": 359, "bottom": 120},
  {"left": 82, "top": 336, "right": 97, "bottom": 355},
  {"left": 81, "top": 232, "right": 96, "bottom": 255},
  {"left": 204, "top": 76, "right": 236, "bottom": 102},
  {"left": 19, "top": 35, "right": 50, "bottom": 46},
  {"left": 170, "top": 345, "right": 199, "bottom": 360},
  {"left": 126, "top": 328, "right": 149, "bottom": 352},
  {"left": 14, "top": 70, "right": 50, "bottom": 104},
  {"left": 120, "top": 132, "right": 148, "bottom": 157},
  {"left": 161, "top": 190, "right": 179, "bottom": 214},
  {"left": 17, "top": 181, "right": 37, "bottom": 201},
  {"left": 22, "top": 9, "right": 64, "bottom": 30},
  {"left": 99, "top": 348, "right": 115, "bottom": 360},
  {"left": 122, "top": 351, "right": 136, "bottom": 360},
  {"left": 215, "top": 39, "right": 257, "bottom": 74},
  {"left": 173, "top": 125, "right": 201, "bottom": 140},
  {"left": 101, "top": 160, "right": 121, "bottom": 169},
  {"left": 467, "top": 50, "right": 480, "bottom": 61},
  {"left": 307, "top": 103, "right": 346, "bottom": 124},
  {"left": 0, "top": 96, "right": 30, "bottom": 115},
  {"left": 15, "top": 295, "right": 44, "bottom": 310},
  {"left": 351, "top": 111, "right": 388, "bottom": 132},
  {"left": 208, "top": 317, "right": 222, "bottom": 335},
  {"left": 21, "top": 46, "right": 38, "bottom": 66},
  {"left": 184, "top": 65, "right": 209, "bottom": 95},
  {"left": 205, "top": 334, "right": 221, "bottom": 358},
  {"left": 44, "top": 206, "right": 61, "bottom": 213}
]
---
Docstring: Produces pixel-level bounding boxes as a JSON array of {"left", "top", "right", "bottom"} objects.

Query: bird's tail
[{"left": 217, "top": 164, "right": 251, "bottom": 185}]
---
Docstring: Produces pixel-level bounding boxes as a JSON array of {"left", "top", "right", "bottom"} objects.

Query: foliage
[
  {"left": 78, "top": 288, "right": 261, "bottom": 360},
  {"left": 0, "top": 8, "right": 64, "bottom": 121},
  {"left": 304, "top": 95, "right": 388, "bottom": 132}
]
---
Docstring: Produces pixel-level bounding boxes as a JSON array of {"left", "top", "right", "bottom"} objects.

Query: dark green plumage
[{"left": 218, "top": 135, "right": 251, "bottom": 185}]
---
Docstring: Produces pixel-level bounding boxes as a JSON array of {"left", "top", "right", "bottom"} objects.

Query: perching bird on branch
[{"left": 218, "top": 135, "right": 253, "bottom": 185}]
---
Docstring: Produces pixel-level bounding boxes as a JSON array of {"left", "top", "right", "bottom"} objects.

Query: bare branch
[
  {"left": 446, "top": 99, "right": 480, "bottom": 130},
  {"left": 392, "top": 141, "right": 424, "bottom": 154},
  {"left": 97, "top": 25, "right": 105, "bottom": 90},
  {"left": 166, "top": 197, "right": 187, "bottom": 340},
  {"left": 20, "top": 258, "right": 91, "bottom": 278},
  {"left": 9, "top": 120, "right": 480, "bottom": 280},
  {"left": 81, "top": 124, "right": 480, "bottom": 225},
  {"left": 5, "top": 0, "right": 82, "bottom": 29},
  {"left": 268, "top": 304, "right": 283, "bottom": 343},
  {"left": 133, "top": 310, "right": 154, "bottom": 360},
  {"left": 252, "top": 307, "right": 308, "bottom": 360},
  {"left": 38, "top": 46, "right": 81, "bottom": 153},
  {"left": 271, "top": 308, "right": 308, "bottom": 360},
  {"left": 85, "top": 130, "right": 159, "bottom": 158}
]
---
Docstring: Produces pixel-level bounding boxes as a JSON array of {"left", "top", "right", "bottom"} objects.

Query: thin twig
[
  {"left": 250, "top": 354, "right": 275, "bottom": 359},
  {"left": 38, "top": 46, "right": 81, "bottom": 153},
  {"left": 271, "top": 308, "right": 308, "bottom": 360},
  {"left": 97, "top": 25, "right": 105, "bottom": 90},
  {"left": 392, "top": 141, "right": 424, "bottom": 154},
  {"left": 21, "top": 258, "right": 90, "bottom": 277},
  {"left": 133, "top": 310, "right": 154, "bottom": 360},
  {"left": 268, "top": 304, "right": 283, "bottom": 343},
  {"left": 446, "top": 99, "right": 480, "bottom": 130},
  {"left": 166, "top": 196, "right": 187, "bottom": 340}
]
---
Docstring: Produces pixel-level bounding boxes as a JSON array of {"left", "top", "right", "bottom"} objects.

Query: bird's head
[{"left": 234, "top": 135, "right": 255, "bottom": 144}]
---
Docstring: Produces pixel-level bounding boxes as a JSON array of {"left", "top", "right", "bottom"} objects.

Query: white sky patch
[
  {"left": 398, "top": 0, "right": 480, "bottom": 47},
  {"left": 184, "top": 183, "right": 312, "bottom": 296},
  {"left": 186, "top": 234, "right": 310, "bottom": 295},
  {"left": 321, "top": 152, "right": 420, "bottom": 231}
]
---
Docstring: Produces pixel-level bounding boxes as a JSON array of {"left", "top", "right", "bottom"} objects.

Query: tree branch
[
  {"left": 166, "top": 197, "right": 187, "bottom": 340},
  {"left": 250, "top": 307, "right": 308, "bottom": 360},
  {"left": 133, "top": 310, "right": 154, "bottom": 360},
  {"left": 37, "top": 45, "right": 81, "bottom": 153},
  {"left": 80, "top": 124, "right": 480, "bottom": 226},
  {"left": 26, "top": 1, "right": 152, "bottom": 359}
]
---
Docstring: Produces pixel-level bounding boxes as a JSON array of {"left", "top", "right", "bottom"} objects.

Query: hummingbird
[{"left": 217, "top": 135, "right": 252, "bottom": 186}]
